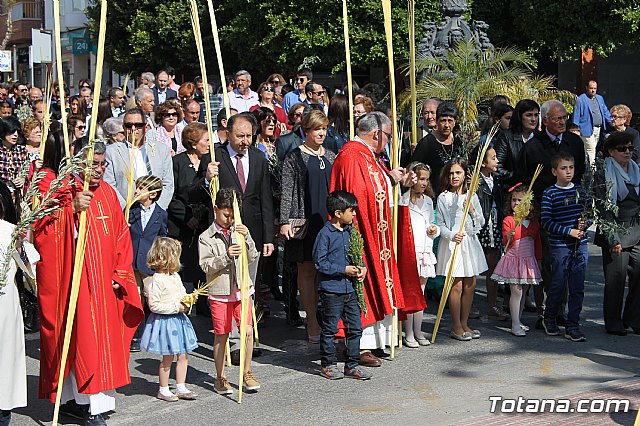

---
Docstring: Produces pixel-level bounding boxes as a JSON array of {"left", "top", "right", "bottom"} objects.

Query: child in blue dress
[{"left": 141, "top": 237, "right": 199, "bottom": 402}]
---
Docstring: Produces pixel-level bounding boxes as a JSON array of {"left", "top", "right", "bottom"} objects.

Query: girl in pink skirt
[{"left": 491, "top": 184, "right": 542, "bottom": 336}]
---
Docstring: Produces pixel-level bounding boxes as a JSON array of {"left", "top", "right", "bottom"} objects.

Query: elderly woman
[
  {"left": 168, "top": 122, "right": 217, "bottom": 299},
  {"left": 21, "top": 118, "right": 42, "bottom": 161},
  {"left": 353, "top": 95, "right": 374, "bottom": 125},
  {"left": 410, "top": 101, "right": 467, "bottom": 196},
  {"left": 604, "top": 104, "right": 640, "bottom": 164},
  {"left": 279, "top": 110, "right": 336, "bottom": 342},
  {"left": 250, "top": 82, "right": 288, "bottom": 136},
  {"left": 0, "top": 117, "right": 28, "bottom": 184},
  {"left": 155, "top": 99, "right": 184, "bottom": 155},
  {"left": 595, "top": 131, "right": 640, "bottom": 336},
  {"left": 102, "top": 117, "right": 126, "bottom": 144}
]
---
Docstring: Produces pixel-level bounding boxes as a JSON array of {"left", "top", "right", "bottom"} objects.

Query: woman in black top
[
  {"left": 410, "top": 102, "right": 466, "bottom": 197},
  {"left": 494, "top": 99, "right": 540, "bottom": 188}
]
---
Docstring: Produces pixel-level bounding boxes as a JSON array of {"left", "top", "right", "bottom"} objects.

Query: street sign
[
  {"left": 0, "top": 51, "right": 11, "bottom": 72},
  {"left": 72, "top": 38, "right": 91, "bottom": 55}
]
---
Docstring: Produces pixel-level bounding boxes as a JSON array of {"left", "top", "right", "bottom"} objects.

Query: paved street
[{"left": 11, "top": 242, "right": 640, "bottom": 425}]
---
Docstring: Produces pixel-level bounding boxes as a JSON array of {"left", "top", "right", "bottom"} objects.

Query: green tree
[
  {"left": 471, "top": 0, "right": 640, "bottom": 59},
  {"left": 86, "top": 0, "right": 442, "bottom": 81},
  {"left": 404, "top": 40, "right": 573, "bottom": 142}
]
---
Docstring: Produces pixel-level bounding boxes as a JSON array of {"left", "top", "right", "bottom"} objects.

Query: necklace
[{"left": 301, "top": 143, "right": 326, "bottom": 170}]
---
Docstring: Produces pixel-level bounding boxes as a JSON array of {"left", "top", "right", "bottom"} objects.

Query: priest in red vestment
[
  {"left": 33, "top": 141, "right": 143, "bottom": 424},
  {"left": 330, "top": 112, "right": 425, "bottom": 367}
]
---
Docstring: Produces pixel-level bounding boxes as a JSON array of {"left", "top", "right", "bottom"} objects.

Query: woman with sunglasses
[
  {"left": 155, "top": 99, "right": 185, "bottom": 156},
  {"left": 594, "top": 131, "right": 640, "bottom": 336},
  {"left": 250, "top": 82, "right": 289, "bottom": 137},
  {"left": 0, "top": 117, "right": 28, "bottom": 186}
]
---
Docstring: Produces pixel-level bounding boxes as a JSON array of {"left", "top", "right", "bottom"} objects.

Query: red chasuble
[
  {"left": 34, "top": 171, "right": 143, "bottom": 401},
  {"left": 330, "top": 140, "right": 425, "bottom": 329}
]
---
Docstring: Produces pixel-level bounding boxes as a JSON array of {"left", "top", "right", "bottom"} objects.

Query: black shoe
[
  {"left": 606, "top": 329, "right": 627, "bottom": 336},
  {"left": 85, "top": 413, "right": 107, "bottom": 426},
  {"left": 565, "top": 328, "right": 586, "bottom": 342},
  {"left": 632, "top": 327, "right": 640, "bottom": 335},
  {"left": 535, "top": 317, "right": 544, "bottom": 330},
  {"left": 542, "top": 320, "right": 560, "bottom": 336},
  {"left": 524, "top": 301, "right": 537, "bottom": 313},
  {"left": 129, "top": 339, "right": 141, "bottom": 352},
  {"left": 0, "top": 410, "right": 11, "bottom": 426},
  {"left": 286, "top": 316, "right": 304, "bottom": 327},
  {"left": 60, "top": 400, "right": 88, "bottom": 420},
  {"left": 556, "top": 315, "right": 566, "bottom": 327},
  {"left": 370, "top": 348, "right": 390, "bottom": 359}
]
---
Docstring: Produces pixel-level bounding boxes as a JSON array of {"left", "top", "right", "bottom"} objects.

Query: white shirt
[
  {"left": 227, "top": 89, "right": 259, "bottom": 113},
  {"left": 157, "top": 89, "right": 167, "bottom": 105},
  {"left": 226, "top": 144, "right": 249, "bottom": 186},
  {"left": 140, "top": 202, "right": 156, "bottom": 230}
]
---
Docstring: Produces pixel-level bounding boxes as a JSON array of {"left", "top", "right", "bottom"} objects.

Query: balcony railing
[{"left": 10, "top": 0, "right": 43, "bottom": 20}]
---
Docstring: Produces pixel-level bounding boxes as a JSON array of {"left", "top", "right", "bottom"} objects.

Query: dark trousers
[
  {"left": 602, "top": 244, "right": 640, "bottom": 331},
  {"left": 0, "top": 410, "right": 10, "bottom": 426},
  {"left": 319, "top": 291, "right": 362, "bottom": 369},
  {"left": 545, "top": 244, "right": 588, "bottom": 330},
  {"left": 282, "top": 261, "right": 300, "bottom": 321}
]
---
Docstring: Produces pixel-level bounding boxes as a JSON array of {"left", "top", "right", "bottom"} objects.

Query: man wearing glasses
[
  {"left": 34, "top": 141, "right": 144, "bottom": 426},
  {"left": 282, "top": 68, "right": 313, "bottom": 113},
  {"left": 103, "top": 108, "right": 174, "bottom": 211}
]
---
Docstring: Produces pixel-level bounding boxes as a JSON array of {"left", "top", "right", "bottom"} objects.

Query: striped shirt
[{"left": 540, "top": 183, "right": 589, "bottom": 248}]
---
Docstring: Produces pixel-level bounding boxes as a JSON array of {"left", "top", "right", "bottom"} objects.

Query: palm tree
[{"left": 403, "top": 40, "right": 574, "bottom": 143}]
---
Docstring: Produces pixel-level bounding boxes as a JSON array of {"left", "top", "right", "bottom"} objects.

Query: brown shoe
[
  {"left": 214, "top": 377, "right": 233, "bottom": 395},
  {"left": 156, "top": 392, "right": 179, "bottom": 402},
  {"left": 243, "top": 370, "right": 261, "bottom": 391},
  {"left": 358, "top": 350, "right": 382, "bottom": 367}
]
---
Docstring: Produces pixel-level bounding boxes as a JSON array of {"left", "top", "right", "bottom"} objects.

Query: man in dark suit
[
  {"left": 516, "top": 99, "right": 587, "bottom": 328},
  {"left": 152, "top": 70, "right": 178, "bottom": 107},
  {"left": 215, "top": 113, "right": 275, "bottom": 261},
  {"left": 517, "top": 99, "right": 587, "bottom": 204}
]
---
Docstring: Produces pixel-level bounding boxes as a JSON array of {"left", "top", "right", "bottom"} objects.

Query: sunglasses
[
  {"left": 164, "top": 112, "right": 179, "bottom": 117},
  {"left": 312, "top": 90, "right": 326, "bottom": 96},
  {"left": 262, "top": 86, "right": 275, "bottom": 92},
  {"left": 271, "top": 80, "right": 280, "bottom": 84},
  {"left": 293, "top": 113, "right": 303, "bottom": 118},
  {"left": 124, "top": 122, "right": 146, "bottom": 129},
  {"left": 614, "top": 145, "right": 634, "bottom": 153},
  {"left": 76, "top": 125, "right": 86, "bottom": 130},
  {"left": 263, "top": 118, "right": 276, "bottom": 124}
]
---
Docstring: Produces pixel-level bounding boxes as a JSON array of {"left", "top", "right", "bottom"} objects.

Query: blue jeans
[
  {"left": 319, "top": 291, "right": 362, "bottom": 369},
  {"left": 545, "top": 244, "right": 588, "bottom": 330}
]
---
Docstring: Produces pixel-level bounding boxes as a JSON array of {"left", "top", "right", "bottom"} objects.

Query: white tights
[
  {"left": 509, "top": 284, "right": 528, "bottom": 333},
  {"left": 403, "top": 280, "right": 427, "bottom": 341}
]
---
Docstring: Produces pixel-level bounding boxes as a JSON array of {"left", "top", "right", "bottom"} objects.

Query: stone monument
[{"left": 418, "top": 0, "right": 493, "bottom": 60}]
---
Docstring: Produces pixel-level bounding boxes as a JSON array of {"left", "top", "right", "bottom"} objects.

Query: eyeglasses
[
  {"left": 262, "top": 86, "right": 275, "bottom": 92},
  {"left": 311, "top": 90, "right": 326, "bottom": 96},
  {"left": 271, "top": 80, "right": 280, "bottom": 85},
  {"left": 123, "top": 122, "right": 146, "bottom": 129},
  {"left": 380, "top": 129, "right": 392, "bottom": 140},
  {"left": 19, "top": 88, "right": 28, "bottom": 92},
  {"left": 164, "top": 112, "right": 179, "bottom": 118},
  {"left": 293, "top": 112, "right": 303, "bottom": 118},
  {"left": 92, "top": 160, "right": 110, "bottom": 168},
  {"left": 614, "top": 145, "right": 634, "bottom": 153},
  {"left": 548, "top": 115, "right": 569, "bottom": 123},
  {"left": 75, "top": 125, "right": 86, "bottom": 130},
  {"left": 296, "top": 77, "right": 306, "bottom": 82},
  {"left": 611, "top": 114, "right": 625, "bottom": 120}
]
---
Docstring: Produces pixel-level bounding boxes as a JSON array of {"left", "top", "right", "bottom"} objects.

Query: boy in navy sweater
[
  {"left": 540, "top": 152, "right": 590, "bottom": 342},
  {"left": 313, "top": 190, "right": 371, "bottom": 380}
]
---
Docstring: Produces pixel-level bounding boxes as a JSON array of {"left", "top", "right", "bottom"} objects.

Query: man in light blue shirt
[
  {"left": 227, "top": 70, "right": 259, "bottom": 113},
  {"left": 572, "top": 80, "right": 611, "bottom": 164},
  {"left": 282, "top": 68, "right": 313, "bottom": 113}
]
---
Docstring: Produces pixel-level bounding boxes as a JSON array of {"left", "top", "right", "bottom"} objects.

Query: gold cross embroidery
[{"left": 96, "top": 201, "right": 110, "bottom": 236}]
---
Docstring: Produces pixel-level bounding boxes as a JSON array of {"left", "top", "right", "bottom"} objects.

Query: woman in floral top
[{"left": 0, "top": 117, "right": 28, "bottom": 186}]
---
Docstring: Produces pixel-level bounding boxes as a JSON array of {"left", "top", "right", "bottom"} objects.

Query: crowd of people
[{"left": 0, "top": 68, "right": 639, "bottom": 426}]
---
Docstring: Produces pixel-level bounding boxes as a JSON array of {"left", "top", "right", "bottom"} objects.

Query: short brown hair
[
  {"left": 22, "top": 118, "right": 41, "bottom": 138},
  {"left": 354, "top": 96, "right": 375, "bottom": 114},
  {"left": 135, "top": 174, "right": 163, "bottom": 200},
  {"left": 147, "top": 237, "right": 182, "bottom": 274},
  {"left": 550, "top": 152, "right": 574, "bottom": 169},
  {"left": 178, "top": 82, "right": 195, "bottom": 100},
  {"left": 154, "top": 99, "right": 183, "bottom": 125},
  {"left": 181, "top": 122, "right": 208, "bottom": 151},
  {"left": 300, "top": 109, "right": 329, "bottom": 133}
]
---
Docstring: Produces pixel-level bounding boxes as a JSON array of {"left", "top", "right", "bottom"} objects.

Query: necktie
[{"left": 236, "top": 153, "right": 246, "bottom": 192}]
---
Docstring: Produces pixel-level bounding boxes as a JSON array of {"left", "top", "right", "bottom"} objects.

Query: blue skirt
[{"left": 141, "top": 313, "right": 199, "bottom": 355}]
